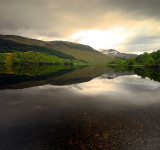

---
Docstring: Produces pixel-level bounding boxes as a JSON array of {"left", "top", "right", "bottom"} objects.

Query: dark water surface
[{"left": 0, "top": 65, "right": 159, "bottom": 149}]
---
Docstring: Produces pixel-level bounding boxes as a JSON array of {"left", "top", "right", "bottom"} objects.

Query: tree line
[
  {"left": 110, "top": 50, "right": 160, "bottom": 69},
  {"left": 0, "top": 51, "right": 87, "bottom": 66}
]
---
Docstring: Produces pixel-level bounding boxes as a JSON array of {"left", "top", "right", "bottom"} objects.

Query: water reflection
[
  {"left": 0, "top": 65, "right": 113, "bottom": 89},
  {"left": 0, "top": 65, "right": 159, "bottom": 149},
  {"left": 126, "top": 66, "right": 160, "bottom": 82}
]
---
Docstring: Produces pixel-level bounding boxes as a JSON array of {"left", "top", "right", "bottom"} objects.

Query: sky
[{"left": 0, "top": 0, "right": 160, "bottom": 54}]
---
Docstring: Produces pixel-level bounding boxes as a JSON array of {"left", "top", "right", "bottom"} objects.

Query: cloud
[
  {"left": 0, "top": 0, "right": 160, "bottom": 52},
  {"left": 100, "top": 0, "right": 160, "bottom": 19},
  {"left": 119, "top": 23, "right": 160, "bottom": 53}
]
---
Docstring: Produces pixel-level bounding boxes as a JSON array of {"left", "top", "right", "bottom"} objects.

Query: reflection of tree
[
  {"left": 0, "top": 65, "right": 75, "bottom": 89},
  {"left": 127, "top": 67, "right": 160, "bottom": 82}
]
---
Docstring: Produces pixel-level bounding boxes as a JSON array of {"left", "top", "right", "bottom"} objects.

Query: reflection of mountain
[
  {"left": 99, "top": 49, "right": 137, "bottom": 59},
  {"left": 0, "top": 65, "right": 113, "bottom": 89},
  {"left": 1, "top": 64, "right": 160, "bottom": 90},
  {"left": 100, "top": 71, "right": 135, "bottom": 79}
]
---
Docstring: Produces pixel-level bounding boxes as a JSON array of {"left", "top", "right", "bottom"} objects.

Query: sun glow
[{"left": 70, "top": 28, "right": 128, "bottom": 49}]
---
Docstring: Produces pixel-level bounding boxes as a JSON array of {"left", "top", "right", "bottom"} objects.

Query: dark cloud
[
  {"left": 0, "top": 0, "right": 159, "bottom": 34},
  {"left": 100, "top": 0, "right": 160, "bottom": 19}
]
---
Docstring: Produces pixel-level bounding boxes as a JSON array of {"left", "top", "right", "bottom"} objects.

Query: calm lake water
[{"left": 0, "top": 65, "right": 159, "bottom": 149}]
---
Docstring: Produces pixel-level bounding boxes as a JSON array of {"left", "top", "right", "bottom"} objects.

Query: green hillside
[
  {"left": 0, "top": 34, "right": 113, "bottom": 64},
  {"left": 0, "top": 39, "right": 74, "bottom": 59},
  {"left": 0, "top": 34, "right": 46, "bottom": 46},
  {"left": 0, "top": 51, "right": 86, "bottom": 65}
]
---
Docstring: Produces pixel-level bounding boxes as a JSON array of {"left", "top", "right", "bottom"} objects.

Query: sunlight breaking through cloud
[{"left": 70, "top": 28, "right": 128, "bottom": 49}]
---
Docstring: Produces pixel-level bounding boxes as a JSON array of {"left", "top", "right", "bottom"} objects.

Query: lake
[{"left": 0, "top": 65, "right": 159, "bottom": 149}]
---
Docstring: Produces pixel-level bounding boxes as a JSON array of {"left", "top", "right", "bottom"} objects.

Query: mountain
[
  {"left": 0, "top": 34, "right": 113, "bottom": 64},
  {"left": 99, "top": 49, "right": 137, "bottom": 59}
]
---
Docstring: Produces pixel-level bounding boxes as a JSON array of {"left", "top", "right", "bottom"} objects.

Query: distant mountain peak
[{"left": 99, "top": 49, "right": 137, "bottom": 59}]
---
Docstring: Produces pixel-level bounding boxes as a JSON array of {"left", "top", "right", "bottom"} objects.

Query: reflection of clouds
[
  {"left": 0, "top": 75, "right": 160, "bottom": 127},
  {"left": 74, "top": 77, "right": 117, "bottom": 94},
  {"left": 71, "top": 75, "right": 160, "bottom": 105},
  {"left": 1, "top": 75, "right": 160, "bottom": 108}
]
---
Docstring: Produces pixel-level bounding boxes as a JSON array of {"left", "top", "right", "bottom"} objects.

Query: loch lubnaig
[{"left": 0, "top": 1, "right": 160, "bottom": 149}]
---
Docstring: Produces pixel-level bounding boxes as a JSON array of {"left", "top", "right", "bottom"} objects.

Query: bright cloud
[{"left": 70, "top": 28, "right": 128, "bottom": 49}]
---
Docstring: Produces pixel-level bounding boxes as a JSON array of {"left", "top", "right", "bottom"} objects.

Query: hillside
[
  {"left": 99, "top": 49, "right": 137, "bottom": 59},
  {"left": 0, "top": 34, "right": 113, "bottom": 64},
  {"left": 46, "top": 41, "right": 113, "bottom": 64},
  {"left": 0, "top": 52, "right": 85, "bottom": 65},
  {"left": 0, "top": 38, "right": 74, "bottom": 59}
]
